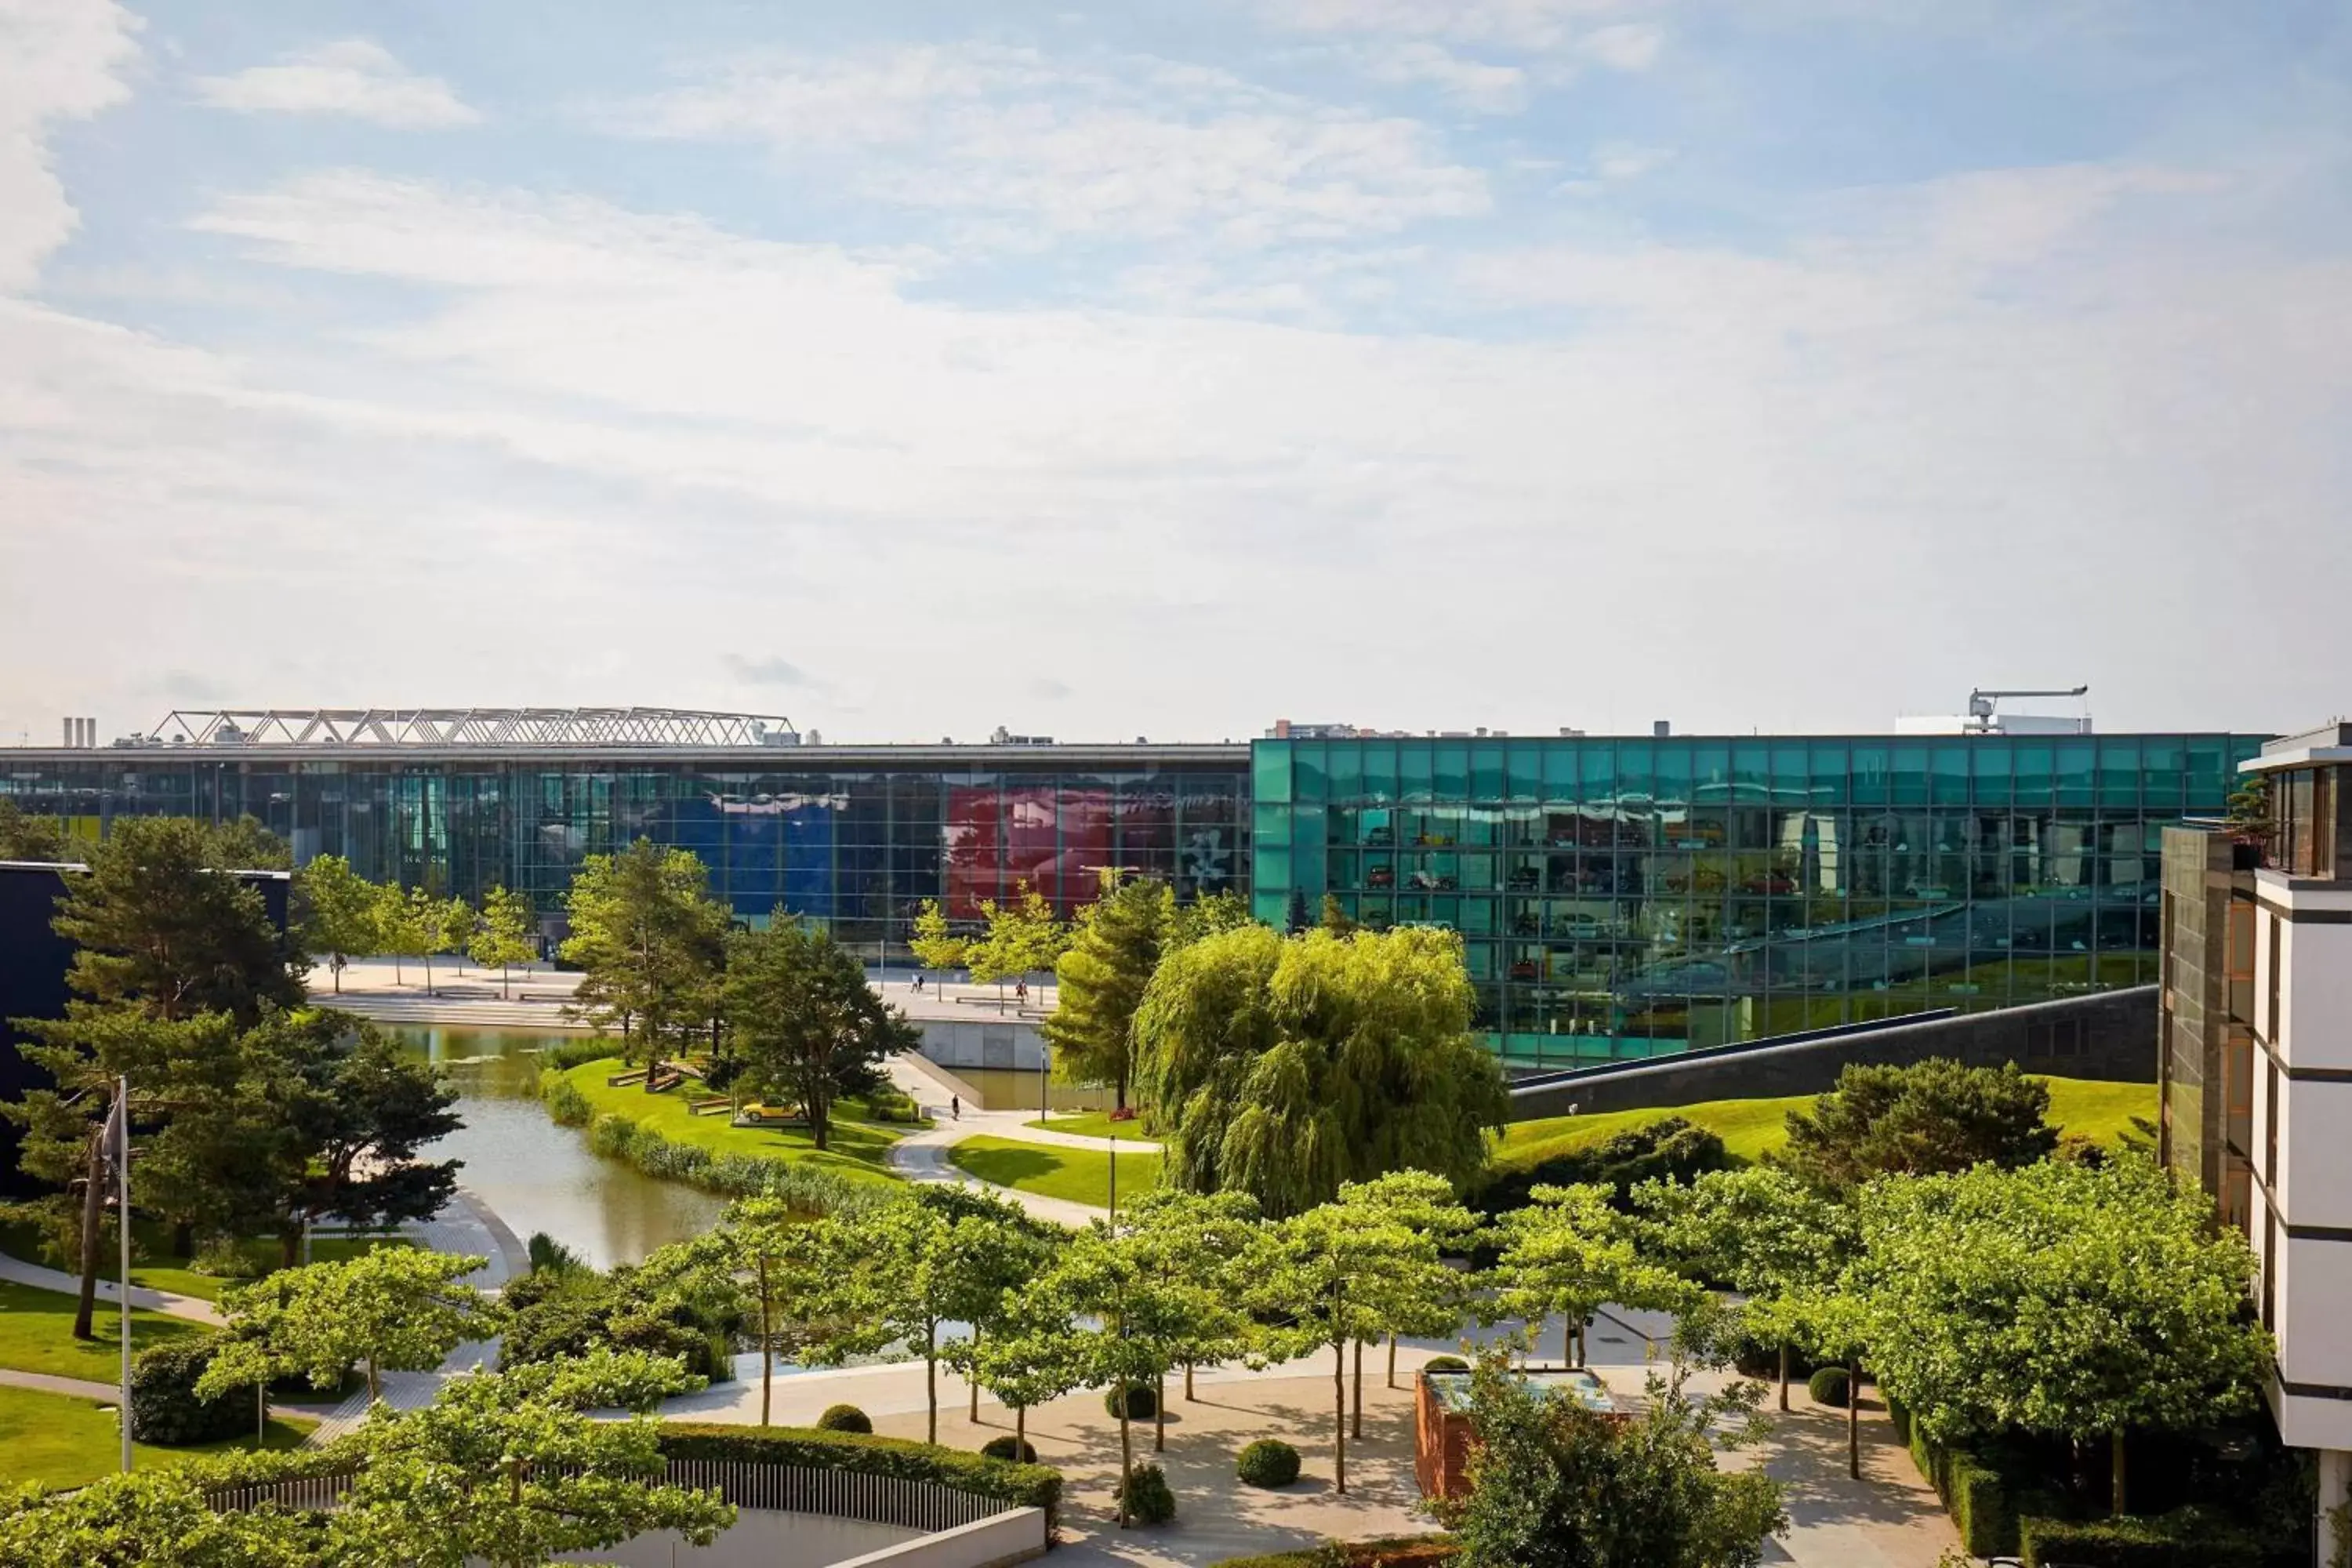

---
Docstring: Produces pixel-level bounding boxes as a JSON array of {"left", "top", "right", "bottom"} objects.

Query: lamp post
[
  {"left": 114, "top": 1076, "right": 131, "bottom": 1474},
  {"left": 1108, "top": 1131, "right": 1117, "bottom": 1227}
]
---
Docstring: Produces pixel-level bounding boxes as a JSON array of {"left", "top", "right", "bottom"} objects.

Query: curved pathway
[
  {"left": 0, "top": 1252, "right": 223, "bottom": 1326},
  {"left": 882, "top": 1054, "right": 1172, "bottom": 1228}
]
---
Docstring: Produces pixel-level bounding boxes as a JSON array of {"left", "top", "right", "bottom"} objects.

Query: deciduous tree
[
  {"left": 1135, "top": 924, "right": 1507, "bottom": 1217},
  {"left": 201, "top": 1247, "right": 506, "bottom": 1403},
  {"left": 561, "top": 840, "right": 730, "bottom": 1080},
  {"left": 295, "top": 854, "right": 383, "bottom": 993},
  {"left": 965, "top": 880, "right": 1065, "bottom": 1011},
  {"left": 0, "top": 797, "right": 69, "bottom": 862},
  {"left": 470, "top": 884, "right": 537, "bottom": 999},
  {"left": 907, "top": 898, "right": 967, "bottom": 982},
  {"left": 1490, "top": 1182, "right": 1700, "bottom": 1369}
]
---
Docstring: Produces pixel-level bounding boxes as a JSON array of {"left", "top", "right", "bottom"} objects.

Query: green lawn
[
  {"left": 0, "top": 1219, "right": 408, "bottom": 1303},
  {"left": 1022, "top": 1110, "right": 1158, "bottom": 1142},
  {"left": 1497, "top": 1074, "right": 2157, "bottom": 1175},
  {"left": 947, "top": 1134, "right": 1162, "bottom": 1208},
  {"left": 0, "top": 1279, "right": 210, "bottom": 1380},
  {"left": 0, "top": 1384, "right": 314, "bottom": 1493},
  {"left": 562, "top": 1062, "right": 909, "bottom": 1182}
]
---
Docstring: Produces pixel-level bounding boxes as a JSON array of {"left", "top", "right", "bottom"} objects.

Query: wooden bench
[{"left": 688, "top": 1095, "right": 732, "bottom": 1116}]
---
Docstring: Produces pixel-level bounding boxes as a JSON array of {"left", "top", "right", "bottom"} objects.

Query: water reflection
[{"left": 387, "top": 1025, "right": 724, "bottom": 1272}]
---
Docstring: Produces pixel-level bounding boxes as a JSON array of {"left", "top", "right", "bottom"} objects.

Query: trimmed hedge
[
  {"left": 656, "top": 1423, "right": 1062, "bottom": 1530},
  {"left": 2020, "top": 1509, "right": 2268, "bottom": 1566},
  {"left": 1421, "top": 1356, "right": 1470, "bottom": 1374},
  {"left": 1117, "top": 1462, "right": 1176, "bottom": 1526},
  {"left": 1891, "top": 1398, "right": 2018, "bottom": 1559},
  {"left": 980, "top": 1436, "right": 1037, "bottom": 1464},
  {"left": 1105, "top": 1381, "right": 1158, "bottom": 1420},
  {"left": 130, "top": 1338, "right": 249, "bottom": 1446},
  {"left": 542, "top": 1037, "right": 625, "bottom": 1072},
  {"left": 816, "top": 1404, "right": 873, "bottom": 1433},
  {"left": 1236, "top": 1439, "right": 1301, "bottom": 1488},
  {"left": 1806, "top": 1367, "right": 1850, "bottom": 1408}
]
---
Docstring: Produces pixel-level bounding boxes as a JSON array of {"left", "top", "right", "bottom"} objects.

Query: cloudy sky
[{"left": 2, "top": 0, "right": 2347, "bottom": 746}]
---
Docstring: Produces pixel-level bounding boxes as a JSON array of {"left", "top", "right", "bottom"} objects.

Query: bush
[
  {"left": 1117, "top": 1461, "right": 1177, "bottom": 1525},
  {"left": 1479, "top": 1116, "right": 1733, "bottom": 1214},
  {"left": 861, "top": 1088, "right": 924, "bottom": 1125},
  {"left": 657, "top": 1422, "right": 1062, "bottom": 1530},
  {"left": 539, "top": 1070, "right": 594, "bottom": 1127},
  {"left": 1105, "top": 1381, "right": 1158, "bottom": 1420},
  {"left": 1895, "top": 1397, "right": 2020, "bottom": 1558},
  {"left": 542, "top": 1036, "right": 625, "bottom": 1071},
  {"left": 817, "top": 1404, "right": 873, "bottom": 1433},
  {"left": 1236, "top": 1439, "right": 1301, "bottom": 1488},
  {"left": 130, "top": 1339, "right": 250, "bottom": 1446},
  {"left": 1421, "top": 1356, "right": 1470, "bottom": 1374},
  {"left": 2020, "top": 1509, "right": 2267, "bottom": 1566},
  {"left": 1212, "top": 1537, "right": 1457, "bottom": 1568},
  {"left": 1806, "top": 1367, "right": 1850, "bottom": 1407},
  {"left": 981, "top": 1435, "right": 1038, "bottom": 1464}
]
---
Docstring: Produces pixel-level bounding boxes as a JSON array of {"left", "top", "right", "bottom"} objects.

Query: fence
[{"left": 207, "top": 1459, "right": 1008, "bottom": 1535}]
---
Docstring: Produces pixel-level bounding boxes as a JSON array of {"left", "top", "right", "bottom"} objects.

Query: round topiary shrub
[
  {"left": 1116, "top": 1461, "right": 1177, "bottom": 1525},
  {"left": 981, "top": 1435, "right": 1038, "bottom": 1463},
  {"left": 1236, "top": 1438, "right": 1301, "bottom": 1489},
  {"left": 1421, "top": 1355, "right": 1471, "bottom": 1374},
  {"left": 1105, "top": 1381, "right": 1158, "bottom": 1420},
  {"left": 129, "top": 1338, "right": 249, "bottom": 1446},
  {"left": 816, "top": 1403, "right": 873, "bottom": 1433},
  {"left": 1807, "top": 1367, "right": 1851, "bottom": 1408}
]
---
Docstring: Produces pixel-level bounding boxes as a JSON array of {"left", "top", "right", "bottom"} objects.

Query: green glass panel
[
  {"left": 1294, "top": 742, "right": 1328, "bottom": 804},
  {"left": 1617, "top": 741, "right": 1654, "bottom": 800},
  {"left": 1362, "top": 742, "right": 1397, "bottom": 804},
  {"left": 1253, "top": 802, "right": 1291, "bottom": 847},
  {"left": 1433, "top": 742, "right": 1469, "bottom": 799},
  {"left": 1808, "top": 743, "right": 1849, "bottom": 804},
  {"left": 1851, "top": 745, "right": 1889, "bottom": 805},
  {"left": 1328, "top": 742, "right": 1362, "bottom": 801},
  {"left": 1656, "top": 747, "right": 1692, "bottom": 808},
  {"left": 1733, "top": 744, "right": 1768, "bottom": 797},
  {"left": 1581, "top": 742, "right": 1617, "bottom": 800},
  {"left": 2141, "top": 739, "right": 2183, "bottom": 812},
  {"left": 2184, "top": 739, "right": 2226, "bottom": 808},
  {"left": 2014, "top": 744, "right": 2055, "bottom": 805},
  {"left": 1252, "top": 891, "right": 1288, "bottom": 926},
  {"left": 2056, "top": 742, "right": 2095, "bottom": 805},
  {"left": 1472, "top": 744, "right": 1505, "bottom": 802},
  {"left": 2098, "top": 738, "right": 2142, "bottom": 807},
  {"left": 1508, "top": 746, "right": 1543, "bottom": 801},
  {"left": 1931, "top": 745, "right": 1970, "bottom": 804},
  {"left": 1255, "top": 846, "right": 1292, "bottom": 890},
  {"left": 1891, "top": 746, "right": 1929, "bottom": 805},
  {"left": 1253, "top": 742, "right": 1294, "bottom": 805},
  {"left": 1401, "top": 743, "right": 1434, "bottom": 804}
]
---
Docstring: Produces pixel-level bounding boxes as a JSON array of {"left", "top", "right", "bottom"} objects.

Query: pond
[{"left": 387, "top": 1025, "right": 724, "bottom": 1271}]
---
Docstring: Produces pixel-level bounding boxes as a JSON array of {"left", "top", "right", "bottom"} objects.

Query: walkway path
[
  {"left": 0, "top": 1251, "right": 223, "bottom": 1326},
  {"left": 882, "top": 1054, "right": 1174, "bottom": 1227}
]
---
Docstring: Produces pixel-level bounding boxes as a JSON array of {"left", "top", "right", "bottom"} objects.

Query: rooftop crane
[{"left": 1965, "top": 684, "right": 2089, "bottom": 732}]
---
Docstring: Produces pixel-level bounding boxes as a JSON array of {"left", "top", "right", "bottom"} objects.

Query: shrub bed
[
  {"left": 1891, "top": 1398, "right": 2019, "bottom": 1559},
  {"left": 657, "top": 1423, "right": 1062, "bottom": 1530},
  {"left": 1806, "top": 1367, "right": 1850, "bottom": 1408},
  {"left": 2020, "top": 1509, "right": 2269, "bottom": 1566},
  {"left": 816, "top": 1404, "right": 873, "bottom": 1433},
  {"left": 1236, "top": 1439, "right": 1301, "bottom": 1488},
  {"left": 1420, "top": 1356, "right": 1470, "bottom": 1374},
  {"left": 1117, "top": 1462, "right": 1176, "bottom": 1525},
  {"left": 129, "top": 1339, "right": 249, "bottom": 1446},
  {"left": 542, "top": 1037, "right": 625, "bottom": 1072},
  {"left": 1214, "top": 1537, "right": 1457, "bottom": 1568},
  {"left": 980, "top": 1435, "right": 1037, "bottom": 1464},
  {"left": 544, "top": 1092, "right": 891, "bottom": 1219}
]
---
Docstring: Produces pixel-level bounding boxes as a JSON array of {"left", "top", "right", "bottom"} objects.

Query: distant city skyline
[{"left": 3, "top": 1, "right": 2347, "bottom": 744}]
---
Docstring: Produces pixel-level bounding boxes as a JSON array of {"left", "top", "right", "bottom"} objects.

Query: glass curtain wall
[
  {"left": 0, "top": 757, "right": 1250, "bottom": 957},
  {"left": 1254, "top": 733, "right": 2265, "bottom": 1069}
]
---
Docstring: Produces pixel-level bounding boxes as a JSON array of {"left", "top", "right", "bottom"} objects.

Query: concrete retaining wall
[
  {"left": 1509, "top": 987, "right": 2158, "bottom": 1122},
  {"left": 915, "top": 1016, "right": 1046, "bottom": 1073},
  {"left": 558, "top": 1509, "right": 918, "bottom": 1567},
  {"left": 834, "top": 1508, "right": 1047, "bottom": 1568}
]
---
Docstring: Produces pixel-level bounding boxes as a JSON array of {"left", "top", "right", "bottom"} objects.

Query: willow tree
[{"left": 1133, "top": 924, "right": 1507, "bottom": 1218}]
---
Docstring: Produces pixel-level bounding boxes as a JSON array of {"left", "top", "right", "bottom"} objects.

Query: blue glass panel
[{"left": 782, "top": 800, "right": 834, "bottom": 916}]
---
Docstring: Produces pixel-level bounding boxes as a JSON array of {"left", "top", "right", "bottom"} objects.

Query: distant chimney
[
  {"left": 1653, "top": 720, "right": 1671, "bottom": 738},
  {"left": 1272, "top": 718, "right": 1293, "bottom": 739},
  {"left": 62, "top": 717, "right": 73, "bottom": 748}
]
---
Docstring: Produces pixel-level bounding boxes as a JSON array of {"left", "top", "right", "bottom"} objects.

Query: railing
[{"left": 207, "top": 1460, "right": 1007, "bottom": 1534}]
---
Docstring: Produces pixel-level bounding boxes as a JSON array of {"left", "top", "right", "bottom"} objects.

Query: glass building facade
[
  {"left": 0, "top": 747, "right": 1250, "bottom": 949},
  {"left": 1249, "top": 732, "right": 2267, "bottom": 1069},
  {"left": 2, "top": 728, "right": 2270, "bottom": 1064}
]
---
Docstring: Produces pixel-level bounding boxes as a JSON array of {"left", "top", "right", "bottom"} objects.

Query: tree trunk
[
  {"left": 1117, "top": 1406, "right": 1133, "bottom": 1527},
  {"left": 758, "top": 1257, "right": 773, "bottom": 1427},
  {"left": 1779, "top": 1343, "right": 1790, "bottom": 1413},
  {"left": 1155, "top": 1370, "right": 1166, "bottom": 1452},
  {"left": 500, "top": 964, "right": 510, "bottom": 1000},
  {"left": 2111, "top": 1429, "right": 2127, "bottom": 1516},
  {"left": 394, "top": 953, "right": 404, "bottom": 984},
  {"left": 367, "top": 1352, "right": 381, "bottom": 1404},
  {"left": 281, "top": 1227, "right": 301, "bottom": 1269},
  {"left": 1352, "top": 1338, "right": 1363, "bottom": 1440},
  {"left": 1846, "top": 1360, "right": 1860, "bottom": 1481},
  {"left": 1334, "top": 1338, "right": 1348, "bottom": 1496},
  {"left": 1387, "top": 1334, "right": 1397, "bottom": 1391},
  {"left": 1015, "top": 1403, "right": 1025, "bottom": 1452},
  {"left": 971, "top": 1326, "right": 982, "bottom": 1422},
  {"left": 1116, "top": 1064, "right": 1127, "bottom": 1115},
  {"left": 332, "top": 958, "right": 343, "bottom": 994},
  {"left": 925, "top": 1323, "right": 938, "bottom": 1444},
  {"left": 171, "top": 1220, "right": 193, "bottom": 1260},
  {"left": 72, "top": 1123, "right": 106, "bottom": 1341},
  {"left": 423, "top": 953, "right": 434, "bottom": 993},
  {"left": 812, "top": 1086, "right": 829, "bottom": 1152},
  {"left": 1185, "top": 1361, "right": 1195, "bottom": 1400}
]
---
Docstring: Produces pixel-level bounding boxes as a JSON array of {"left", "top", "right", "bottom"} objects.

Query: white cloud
[
  {"left": 613, "top": 44, "right": 1487, "bottom": 245},
  {"left": 1592, "top": 141, "right": 1673, "bottom": 179},
  {"left": 1577, "top": 21, "right": 1664, "bottom": 71},
  {"left": 192, "top": 38, "right": 479, "bottom": 129},
  {"left": 1259, "top": 0, "right": 1645, "bottom": 52},
  {"left": 5, "top": 153, "right": 2348, "bottom": 742},
  {"left": 1340, "top": 41, "right": 1530, "bottom": 111},
  {"left": 0, "top": 0, "right": 138, "bottom": 291}
]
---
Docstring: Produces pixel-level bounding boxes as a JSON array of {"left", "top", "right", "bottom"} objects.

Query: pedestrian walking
[{"left": 950, "top": 1094, "right": 960, "bottom": 1121}]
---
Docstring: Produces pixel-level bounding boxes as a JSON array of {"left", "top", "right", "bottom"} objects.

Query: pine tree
[{"left": 1040, "top": 872, "right": 1172, "bottom": 1112}]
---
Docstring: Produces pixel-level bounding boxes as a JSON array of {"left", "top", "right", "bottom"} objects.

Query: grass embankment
[
  {"left": 0, "top": 1279, "right": 208, "bottom": 1380},
  {"left": 0, "top": 1220, "right": 405, "bottom": 1304},
  {"left": 1021, "top": 1110, "right": 1156, "bottom": 1142},
  {"left": 947, "top": 1134, "right": 1162, "bottom": 1207},
  {"left": 0, "top": 1384, "right": 314, "bottom": 1492},
  {"left": 555, "top": 1061, "right": 909, "bottom": 1183},
  {"left": 1496, "top": 1074, "right": 2156, "bottom": 1175}
]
